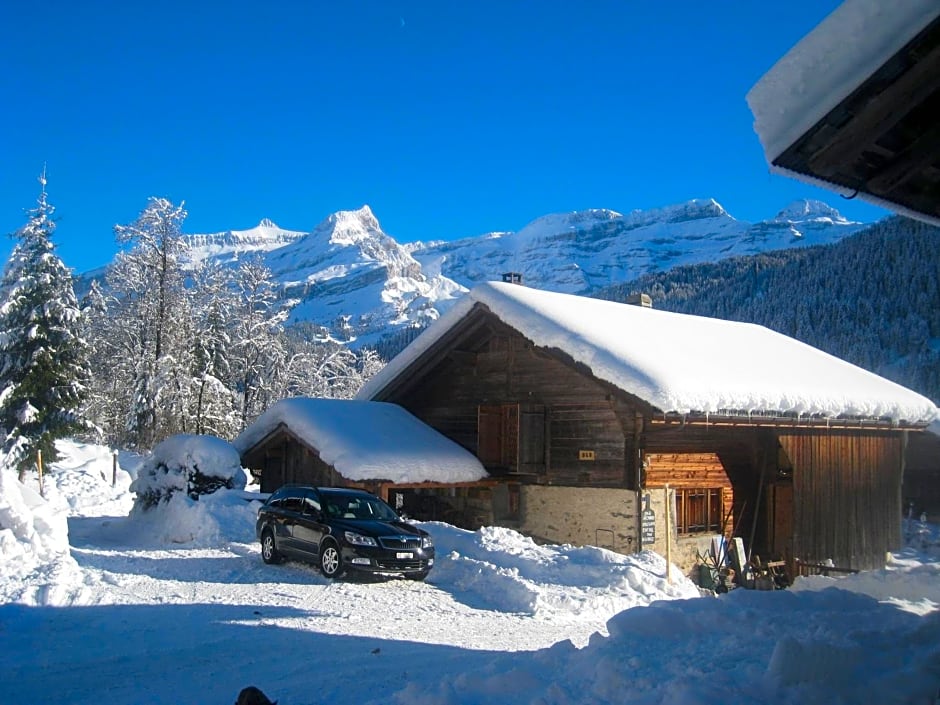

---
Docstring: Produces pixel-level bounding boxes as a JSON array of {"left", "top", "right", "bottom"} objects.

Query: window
[
  {"left": 675, "top": 488, "right": 723, "bottom": 535},
  {"left": 301, "top": 492, "right": 321, "bottom": 515},
  {"left": 283, "top": 494, "right": 304, "bottom": 513}
]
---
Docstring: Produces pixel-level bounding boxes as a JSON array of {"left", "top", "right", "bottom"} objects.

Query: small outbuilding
[
  {"left": 358, "top": 281, "right": 937, "bottom": 574},
  {"left": 234, "top": 398, "right": 492, "bottom": 524}
]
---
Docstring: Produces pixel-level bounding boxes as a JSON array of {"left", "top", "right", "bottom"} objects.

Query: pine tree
[{"left": 0, "top": 173, "right": 90, "bottom": 480}]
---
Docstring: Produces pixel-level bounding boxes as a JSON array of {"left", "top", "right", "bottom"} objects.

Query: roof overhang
[
  {"left": 651, "top": 412, "right": 928, "bottom": 432},
  {"left": 747, "top": 1, "right": 940, "bottom": 226}
]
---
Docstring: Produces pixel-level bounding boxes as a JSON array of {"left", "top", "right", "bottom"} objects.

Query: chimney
[
  {"left": 501, "top": 272, "right": 523, "bottom": 285},
  {"left": 626, "top": 292, "right": 652, "bottom": 308}
]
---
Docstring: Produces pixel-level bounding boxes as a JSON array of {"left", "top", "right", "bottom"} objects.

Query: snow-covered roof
[
  {"left": 359, "top": 282, "right": 938, "bottom": 425},
  {"left": 233, "top": 398, "right": 488, "bottom": 484},
  {"left": 746, "top": 0, "right": 940, "bottom": 226}
]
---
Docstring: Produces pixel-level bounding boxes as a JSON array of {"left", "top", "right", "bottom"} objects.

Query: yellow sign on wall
[{"left": 579, "top": 450, "right": 595, "bottom": 461}]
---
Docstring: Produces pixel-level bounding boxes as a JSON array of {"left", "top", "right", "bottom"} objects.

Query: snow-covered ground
[{"left": 2, "top": 441, "right": 939, "bottom": 705}]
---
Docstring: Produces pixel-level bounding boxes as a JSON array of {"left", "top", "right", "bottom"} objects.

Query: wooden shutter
[
  {"left": 478, "top": 405, "right": 503, "bottom": 466},
  {"left": 519, "top": 405, "right": 546, "bottom": 474}
]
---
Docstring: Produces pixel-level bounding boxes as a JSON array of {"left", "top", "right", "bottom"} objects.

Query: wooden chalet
[
  {"left": 358, "top": 281, "right": 937, "bottom": 574},
  {"left": 233, "top": 398, "right": 492, "bottom": 525},
  {"left": 747, "top": 0, "right": 940, "bottom": 226}
]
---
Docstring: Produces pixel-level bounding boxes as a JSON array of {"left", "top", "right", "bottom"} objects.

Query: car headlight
[
  {"left": 344, "top": 531, "right": 377, "bottom": 547},
  {"left": 421, "top": 535, "right": 434, "bottom": 549}
]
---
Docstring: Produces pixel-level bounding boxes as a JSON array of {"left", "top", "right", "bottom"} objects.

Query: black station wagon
[{"left": 255, "top": 485, "right": 435, "bottom": 581}]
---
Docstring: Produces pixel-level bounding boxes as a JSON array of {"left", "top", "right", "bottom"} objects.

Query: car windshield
[{"left": 322, "top": 494, "right": 399, "bottom": 522}]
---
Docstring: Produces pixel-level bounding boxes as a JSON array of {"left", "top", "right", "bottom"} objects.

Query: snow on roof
[
  {"left": 233, "top": 398, "right": 488, "bottom": 484},
  {"left": 359, "top": 281, "right": 938, "bottom": 425},
  {"left": 747, "top": 0, "right": 940, "bottom": 166}
]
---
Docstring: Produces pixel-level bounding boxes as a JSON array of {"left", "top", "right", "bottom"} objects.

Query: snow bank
[
  {"left": 427, "top": 523, "right": 699, "bottom": 618},
  {"left": 396, "top": 578, "right": 940, "bottom": 705},
  {"left": 0, "top": 441, "right": 130, "bottom": 606},
  {"left": 0, "top": 469, "right": 70, "bottom": 567},
  {"left": 790, "top": 550, "right": 940, "bottom": 617},
  {"left": 127, "top": 487, "right": 261, "bottom": 546}
]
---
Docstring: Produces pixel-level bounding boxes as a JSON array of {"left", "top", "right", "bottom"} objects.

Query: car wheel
[
  {"left": 320, "top": 541, "right": 343, "bottom": 579},
  {"left": 261, "top": 529, "right": 282, "bottom": 565},
  {"left": 405, "top": 570, "right": 429, "bottom": 581}
]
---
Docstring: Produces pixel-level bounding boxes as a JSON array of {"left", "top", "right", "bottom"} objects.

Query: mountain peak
[
  {"left": 774, "top": 199, "right": 849, "bottom": 223},
  {"left": 257, "top": 217, "right": 278, "bottom": 229},
  {"left": 313, "top": 205, "right": 384, "bottom": 245},
  {"left": 657, "top": 198, "right": 729, "bottom": 221},
  {"left": 516, "top": 208, "right": 622, "bottom": 241}
]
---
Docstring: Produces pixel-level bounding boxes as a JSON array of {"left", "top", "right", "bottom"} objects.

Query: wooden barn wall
[
  {"left": 904, "top": 431, "right": 940, "bottom": 519},
  {"left": 241, "top": 433, "right": 343, "bottom": 493},
  {"left": 395, "top": 323, "right": 637, "bottom": 488},
  {"left": 778, "top": 431, "right": 903, "bottom": 571}
]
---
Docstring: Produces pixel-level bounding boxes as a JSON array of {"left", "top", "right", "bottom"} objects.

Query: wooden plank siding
[
  {"left": 396, "top": 319, "right": 638, "bottom": 488},
  {"left": 644, "top": 452, "right": 732, "bottom": 487},
  {"left": 241, "top": 429, "right": 344, "bottom": 493},
  {"left": 904, "top": 430, "right": 940, "bottom": 519},
  {"left": 778, "top": 431, "right": 904, "bottom": 570}
]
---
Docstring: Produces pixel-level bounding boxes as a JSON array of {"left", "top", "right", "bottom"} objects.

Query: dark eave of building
[{"left": 771, "top": 14, "right": 940, "bottom": 224}]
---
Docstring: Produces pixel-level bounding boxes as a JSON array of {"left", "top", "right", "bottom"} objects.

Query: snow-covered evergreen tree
[{"left": 0, "top": 174, "right": 90, "bottom": 479}]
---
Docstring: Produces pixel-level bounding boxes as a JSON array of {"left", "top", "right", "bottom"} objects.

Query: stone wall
[{"left": 519, "top": 485, "right": 639, "bottom": 554}]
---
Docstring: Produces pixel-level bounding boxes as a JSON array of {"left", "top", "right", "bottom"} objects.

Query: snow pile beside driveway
[
  {"left": 126, "top": 487, "right": 261, "bottom": 546},
  {"left": 0, "top": 467, "right": 70, "bottom": 571},
  {"left": 429, "top": 523, "right": 700, "bottom": 617},
  {"left": 789, "top": 547, "right": 940, "bottom": 616}
]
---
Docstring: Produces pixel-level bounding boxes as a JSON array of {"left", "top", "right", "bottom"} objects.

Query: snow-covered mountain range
[{"left": 182, "top": 198, "right": 866, "bottom": 347}]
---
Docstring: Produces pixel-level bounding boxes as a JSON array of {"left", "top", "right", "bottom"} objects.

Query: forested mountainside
[{"left": 596, "top": 217, "right": 940, "bottom": 405}]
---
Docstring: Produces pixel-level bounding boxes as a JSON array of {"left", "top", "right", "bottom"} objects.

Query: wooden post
[
  {"left": 634, "top": 412, "right": 644, "bottom": 553},
  {"left": 664, "top": 483, "right": 672, "bottom": 583},
  {"left": 112, "top": 449, "right": 119, "bottom": 487},
  {"left": 747, "top": 434, "right": 769, "bottom": 563},
  {"left": 37, "top": 449, "right": 44, "bottom": 497}
]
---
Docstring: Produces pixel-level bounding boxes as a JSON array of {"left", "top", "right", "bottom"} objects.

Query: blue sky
[{"left": 1, "top": 1, "right": 888, "bottom": 273}]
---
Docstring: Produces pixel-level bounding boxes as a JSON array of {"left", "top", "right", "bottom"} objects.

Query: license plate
[{"left": 396, "top": 552, "right": 413, "bottom": 559}]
